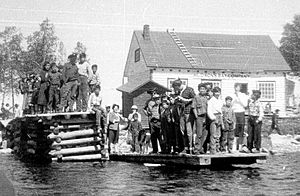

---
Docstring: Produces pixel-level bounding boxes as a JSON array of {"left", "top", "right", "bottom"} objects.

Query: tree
[
  {"left": 73, "top": 41, "right": 87, "bottom": 55},
  {"left": 26, "top": 18, "right": 65, "bottom": 72},
  {"left": 279, "top": 15, "right": 300, "bottom": 73},
  {"left": 0, "top": 26, "right": 24, "bottom": 106}
]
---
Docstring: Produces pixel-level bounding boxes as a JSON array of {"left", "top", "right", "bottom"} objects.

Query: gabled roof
[
  {"left": 133, "top": 30, "right": 291, "bottom": 72},
  {"left": 117, "top": 79, "right": 170, "bottom": 94}
]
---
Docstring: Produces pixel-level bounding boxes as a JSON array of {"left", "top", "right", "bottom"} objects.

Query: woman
[
  {"left": 37, "top": 62, "right": 51, "bottom": 113},
  {"left": 108, "top": 104, "right": 126, "bottom": 153}
]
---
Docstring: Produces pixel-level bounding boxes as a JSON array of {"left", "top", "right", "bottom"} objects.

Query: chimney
[{"left": 143, "top": 24, "right": 150, "bottom": 40}]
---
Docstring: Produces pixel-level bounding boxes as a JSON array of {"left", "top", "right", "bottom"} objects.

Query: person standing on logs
[
  {"left": 172, "top": 79, "right": 196, "bottom": 155},
  {"left": 232, "top": 83, "right": 250, "bottom": 153},
  {"left": 88, "top": 64, "right": 101, "bottom": 93},
  {"left": 47, "top": 63, "right": 62, "bottom": 113},
  {"left": 37, "top": 62, "right": 51, "bottom": 114},
  {"left": 61, "top": 54, "right": 79, "bottom": 112},
  {"left": 76, "top": 53, "right": 90, "bottom": 112}
]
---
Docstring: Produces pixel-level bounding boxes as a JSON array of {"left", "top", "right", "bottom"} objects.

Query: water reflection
[{"left": 0, "top": 153, "right": 299, "bottom": 195}]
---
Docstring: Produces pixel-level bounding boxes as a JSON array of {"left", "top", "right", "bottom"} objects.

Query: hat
[
  {"left": 172, "top": 79, "right": 182, "bottom": 88},
  {"left": 275, "top": 109, "right": 280, "bottom": 112},
  {"left": 131, "top": 105, "right": 138, "bottom": 110},
  {"left": 212, "top": 87, "right": 221, "bottom": 93},
  {"left": 225, "top": 96, "right": 233, "bottom": 101},
  {"left": 68, "top": 53, "right": 77, "bottom": 59},
  {"left": 147, "top": 87, "right": 158, "bottom": 94},
  {"left": 92, "top": 64, "right": 98, "bottom": 68},
  {"left": 79, "top": 53, "right": 86, "bottom": 58},
  {"left": 153, "top": 94, "right": 160, "bottom": 99},
  {"left": 198, "top": 83, "right": 206, "bottom": 89}
]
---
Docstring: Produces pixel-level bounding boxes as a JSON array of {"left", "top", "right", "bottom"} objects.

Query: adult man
[
  {"left": 231, "top": 83, "right": 249, "bottom": 152},
  {"left": 61, "top": 54, "right": 79, "bottom": 112},
  {"left": 207, "top": 87, "right": 223, "bottom": 154},
  {"left": 192, "top": 83, "right": 208, "bottom": 154},
  {"left": 172, "top": 79, "right": 195, "bottom": 154},
  {"left": 145, "top": 94, "right": 162, "bottom": 154},
  {"left": 76, "top": 53, "right": 90, "bottom": 112}
]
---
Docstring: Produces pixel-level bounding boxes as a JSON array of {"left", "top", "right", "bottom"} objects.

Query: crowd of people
[
  {"left": 19, "top": 53, "right": 101, "bottom": 115},
  {"left": 135, "top": 79, "right": 266, "bottom": 155}
]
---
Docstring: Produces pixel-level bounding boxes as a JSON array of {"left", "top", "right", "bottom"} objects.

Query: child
[
  {"left": 269, "top": 109, "right": 282, "bottom": 135},
  {"left": 48, "top": 63, "right": 62, "bottom": 112},
  {"left": 207, "top": 87, "right": 223, "bottom": 154},
  {"left": 128, "top": 113, "right": 143, "bottom": 153},
  {"left": 88, "top": 85, "right": 106, "bottom": 132},
  {"left": 221, "top": 96, "right": 235, "bottom": 153},
  {"left": 160, "top": 99, "right": 172, "bottom": 154},
  {"left": 37, "top": 62, "right": 51, "bottom": 113},
  {"left": 247, "top": 90, "right": 264, "bottom": 153},
  {"left": 192, "top": 83, "right": 208, "bottom": 155},
  {"left": 88, "top": 64, "right": 101, "bottom": 93}
]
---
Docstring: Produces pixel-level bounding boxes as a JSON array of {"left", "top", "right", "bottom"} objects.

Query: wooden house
[{"left": 117, "top": 25, "right": 291, "bottom": 126}]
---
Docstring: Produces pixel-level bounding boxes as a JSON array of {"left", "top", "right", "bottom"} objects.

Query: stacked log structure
[{"left": 5, "top": 112, "right": 108, "bottom": 163}]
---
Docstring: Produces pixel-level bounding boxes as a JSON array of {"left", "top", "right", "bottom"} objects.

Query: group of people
[
  {"left": 19, "top": 53, "right": 101, "bottom": 114},
  {"left": 139, "top": 79, "right": 265, "bottom": 155}
]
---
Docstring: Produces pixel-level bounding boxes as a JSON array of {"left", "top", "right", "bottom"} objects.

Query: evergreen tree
[{"left": 280, "top": 15, "right": 300, "bottom": 73}]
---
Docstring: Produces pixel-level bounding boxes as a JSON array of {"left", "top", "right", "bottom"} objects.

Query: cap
[
  {"left": 147, "top": 87, "right": 158, "bottom": 94},
  {"left": 225, "top": 96, "right": 233, "bottom": 101},
  {"left": 153, "top": 94, "right": 160, "bottom": 99},
  {"left": 198, "top": 83, "right": 206, "bottom": 89},
  {"left": 252, "top": 90, "right": 261, "bottom": 95},
  {"left": 172, "top": 79, "right": 182, "bottom": 88},
  {"left": 131, "top": 105, "right": 138, "bottom": 110},
  {"left": 212, "top": 87, "right": 221, "bottom": 93}
]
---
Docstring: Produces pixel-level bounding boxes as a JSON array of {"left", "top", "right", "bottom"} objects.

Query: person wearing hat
[
  {"left": 145, "top": 93, "right": 163, "bottom": 154},
  {"left": 247, "top": 90, "right": 264, "bottom": 153},
  {"left": 60, "top": 53, "right": 79, "bottom": 112},
  {"left": 47, "top": 63, "right": 62, "bottom": 112},
  {"left": 172, "top": 79, "right": 196, "bottom": 154},
  {"left": 220, "top": 96, "right": 236, "bottom": 153},
  {"left": 207, "top": 86, "right": 223, "bottom": 154},
  {"left": 128, "top": 105, "right": 141, "bottom": 123},
  {"left": 76, "top": 53, "right": 90, "bottom": 112},
  {"left": 191, "top": 83, "right": 208, "bottom": 155}
]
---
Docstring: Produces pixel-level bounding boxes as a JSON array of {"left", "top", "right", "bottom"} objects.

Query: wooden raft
[{"left": 109, "top": 152, "right": 268, "bottom": 167}]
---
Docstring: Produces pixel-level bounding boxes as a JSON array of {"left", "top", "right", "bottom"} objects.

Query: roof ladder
[{"left": 168, "top": 30, "right": 199, "bottom": 68}]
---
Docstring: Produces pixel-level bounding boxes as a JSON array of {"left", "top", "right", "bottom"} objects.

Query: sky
[{"left": 1, "top": 0, "right": 300, "bottom": 107}]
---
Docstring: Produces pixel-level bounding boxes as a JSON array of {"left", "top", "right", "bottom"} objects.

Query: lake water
[{"left": 0, "top": 152, "right": 299, "bottom": 196}]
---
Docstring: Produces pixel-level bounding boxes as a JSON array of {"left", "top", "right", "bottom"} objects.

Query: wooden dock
[{"left": 109, "top": 152, "right": 268, "bottom": 167}]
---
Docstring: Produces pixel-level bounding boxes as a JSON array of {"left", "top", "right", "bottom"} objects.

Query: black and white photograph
[{"left": 0, "top": 0, "right": 299, "bottom": 195}]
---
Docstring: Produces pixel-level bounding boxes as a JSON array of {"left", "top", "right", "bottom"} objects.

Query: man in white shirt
[
  {"left": 207, "top": 87, "right": 223, "bottom": 154},
  {"left": 76, "top": 53, "right": 90, "bottom": 112},
  {"left": 231, "top": 83, "right": 250, "bottom": 153}
]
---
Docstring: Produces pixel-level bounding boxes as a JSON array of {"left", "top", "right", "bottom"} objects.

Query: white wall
[{"left": 152, "top": 69, "right": 287, "bottom": 114}]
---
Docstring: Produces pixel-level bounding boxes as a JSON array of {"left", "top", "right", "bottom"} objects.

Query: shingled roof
[{"left": 131, "top": 30, "right": 290, "bottom": 72}]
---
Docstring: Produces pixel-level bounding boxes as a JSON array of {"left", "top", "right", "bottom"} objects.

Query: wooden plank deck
[
  {"left": 24, "top": 111, "right": 92, "bottom": 118},
  {"left": 109, "top": 152, "right": 268, "bottom": 167}
]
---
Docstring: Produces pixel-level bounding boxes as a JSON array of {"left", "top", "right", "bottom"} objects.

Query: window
[
  {"left": 168, "top": 78, "right": 188, "bottom": 89},
  {"left": 201, "top": 79, "right": 222, "bottom": 88},
  {"left": 257, "top": 81, "right": 276, "bottom": 101},
  {"left": 134, "top": 48, "right": 140, "bottom": 62}
]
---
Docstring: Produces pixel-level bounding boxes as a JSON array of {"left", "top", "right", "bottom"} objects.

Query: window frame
[
  {"left": 257, "top": 81, "right": 276, "bottom": 102},
  {"left": 134, "top": 48, "right": 141, "bottom": 63}
]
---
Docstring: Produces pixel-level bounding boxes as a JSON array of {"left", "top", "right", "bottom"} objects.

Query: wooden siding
[{"left": 152, "top": 70, "right": 287, "bottom": 115}]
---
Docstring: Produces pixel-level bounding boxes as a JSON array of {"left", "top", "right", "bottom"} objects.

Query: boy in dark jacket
[
  {"left": 47, "top": 63, "right": 62, "bottom": 112},
  {"left": 221, "top": 96, "right": 236, "bottom": 153},
  {"left": 128, "top": 113, "right": 143, "bottom": 153}
]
